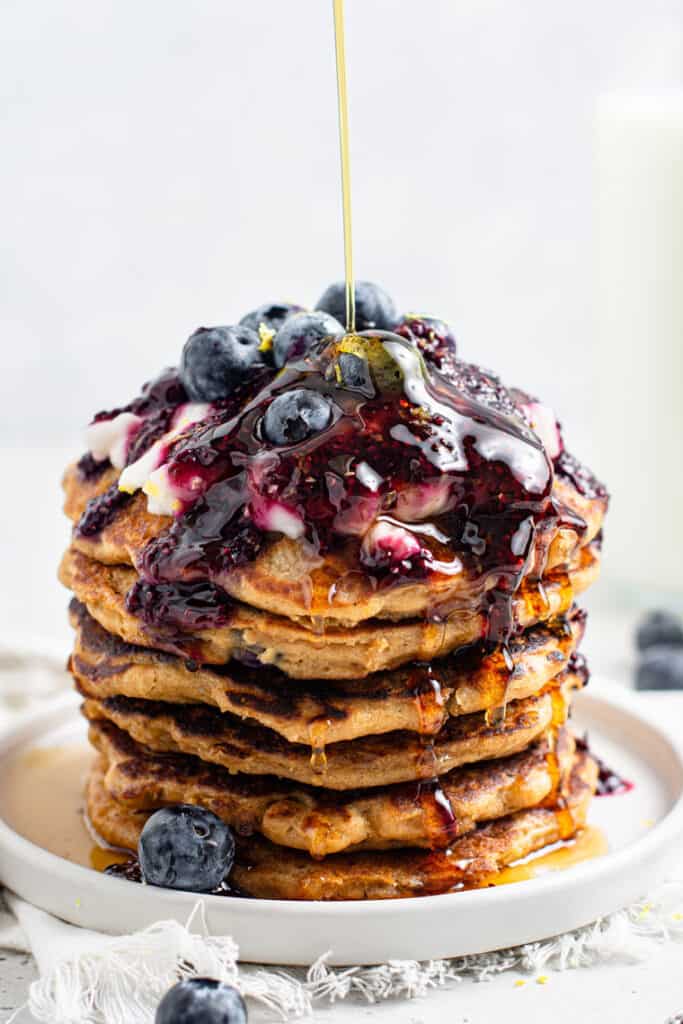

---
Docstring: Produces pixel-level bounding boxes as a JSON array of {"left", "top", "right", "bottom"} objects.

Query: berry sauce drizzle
[
  {"left": 77, "top": 484, "right": 133, "bottom": 538},
  {"left": 576, "top": 735, "right": 634, "bottom": 797},
  {"left": 595, "top": 764, "right": 635, "bottom": 797},
  {"left": 76, "top": 452, "right": 111, "bottom": 482},
  {"left": 73, "top": 333, "right": 599, "bottom": 667},
  {"left": 105, "top": 857, "right": 248, "bottom": 897}
]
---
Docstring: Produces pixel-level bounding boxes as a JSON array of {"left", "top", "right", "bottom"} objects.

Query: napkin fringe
[{"left": 17, "top": 886, "right": 683, "bottom": 1023}]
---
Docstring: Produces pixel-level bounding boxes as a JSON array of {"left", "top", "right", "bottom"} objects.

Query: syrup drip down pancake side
[
  {"left": 86, "top": 748, "right": 598, "bottom": 899},
  {"left": 90, "top": 716, "right": 577, "bottom": 857},
  {"left": 63, "top": 460, "right": 606, "bottom": 629},
  {"left": 79, "top": 670, "right": 582, "bottom": 791},
  {"left": 70, "top": 598, "right": 586, "bottom": 743},
  {"left": 60, "top": 544, "right": 600, "bottom": 679}
]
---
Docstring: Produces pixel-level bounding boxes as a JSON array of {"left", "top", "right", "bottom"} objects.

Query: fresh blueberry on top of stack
[
  {"left": 317, "top": 279, "right": 397, "bottom": 330},
  {"left": 272, "top": 310, "right": 344, "bottom": 367},
  {"left": 180, "top": 325, "right": 262, "bottom": 401},
  {"left": 177, "top": 281, "right": 459, "bottom": 406},
  {"left": 262, "top": 388, "right": 333, "bottom": 446},
  {"left": 239, "top": 300, "right": 303, "bottom": 338}
]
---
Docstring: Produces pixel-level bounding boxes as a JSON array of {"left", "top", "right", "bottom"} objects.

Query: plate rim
[{"left": 0, "top": 681, "right": 682, "bottom": 921}]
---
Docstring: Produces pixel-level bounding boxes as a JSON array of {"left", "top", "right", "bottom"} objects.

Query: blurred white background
[{"left": 1, "top": 0, "right": 682, "bottom": 653}]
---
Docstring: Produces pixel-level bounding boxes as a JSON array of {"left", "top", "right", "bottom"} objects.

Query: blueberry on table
[
  {"left": 239, "top": 301, "right": 303, "bottom": 335},
  {"left": 180, "top": 326, "right": 261, "bottom": 401},
  {"left": 262, "top": 388, "right": 332, "bottom": 445},
  {"left": 316, "top": 280, "right": 397, "bottom": 331},
  {"left": 138, "top": 805, "right": 235, "bottom": 892},
  {"left": 156, "top": 978, "right": 247, "bottom": 1024},
  {"left": 273, "top": 310, "right": 343, "bottom": 367},
  {"left": 635, "top": 647, "right": 683, "bottom": 690},
  {"left": 635, "top": 610, "right": 683, "bottom": 651}
]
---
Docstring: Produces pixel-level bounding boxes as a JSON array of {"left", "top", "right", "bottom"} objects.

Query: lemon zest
[{"left": 258, "top": 323, "right": 275, "bottom": 351}]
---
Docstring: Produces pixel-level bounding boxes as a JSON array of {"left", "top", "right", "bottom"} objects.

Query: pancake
[
  {"left": 80, "top": 673, "right": 580, "bottom": 791},
  {"left": 63, "top": 462, "right": 606, "bottom": 629},
  {"left": 86, "top": 749, "right": 598, "bottom": 898},
  {"left": 90, "top": 716, "right": 576, "bottom": 857},
  {"left": 69, "top": 599, "right": 585, "bottom": 744},
  {"left": 59, "top": 545, "right": 600, "bottom": 678}
]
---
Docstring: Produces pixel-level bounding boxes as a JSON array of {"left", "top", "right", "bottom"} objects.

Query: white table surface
[{"left": 1, "top": 446, "right": 682, "bottom": 1023}]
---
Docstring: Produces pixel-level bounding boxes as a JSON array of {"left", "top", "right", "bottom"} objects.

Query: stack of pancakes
[{"left": 59, "top": 436, "right": 606, "bottom": 899}]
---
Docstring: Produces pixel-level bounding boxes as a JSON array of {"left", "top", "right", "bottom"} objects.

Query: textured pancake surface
[
  {"left": 80, "top": 671, "right": 580, "bottom": 791},
  {"left": 70, "top": 599, "right": 586, "bottom": 743},
  {"left": 63, "top": 463, "right": 606, "bottom": 628},
  {"left": 60, "top": 545, "right": 599, "bottom": 678},
  {"left": 91, "top": 717, "right": 575, "bottom": 856},
  {"left": 87, "top": 749, "right": 597, "bottom": 898}
]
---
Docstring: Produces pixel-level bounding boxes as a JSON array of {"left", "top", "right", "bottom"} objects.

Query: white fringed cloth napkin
[{"left": 2, "top": 645, "right": 683, "bottom": 1024}]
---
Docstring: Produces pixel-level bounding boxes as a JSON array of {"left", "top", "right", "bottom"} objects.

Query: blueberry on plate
[
  {"left": 239, "top": 302, "right": 303, "bottom": 336},
  {"left": 262, "top": 388, "right": 332, "bottom": 445},
  {"left": 316, "top": 280, "right": 397, "bottom": 331},
  {"left": 272, "top": 310, "right": 343, "bottom": 367},
  {"left": 180, "top": 326, "right": 261, "bottom": 401},
  {"left": 635, "top": 610, "right": 683, "bottom": 651},
  {"left": 156, "top": 978, "right": 247, "bottom": 1024},
  {"left": 138, "top": 805, "right": 235, "bottom": 892},
  {"left": 635, "top": 646, "right": 683, "bottom": 690}
]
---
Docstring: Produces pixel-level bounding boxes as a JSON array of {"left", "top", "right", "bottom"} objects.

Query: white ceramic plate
[{"left": 0, "top": 682, "right": 681, "bottom": 967}]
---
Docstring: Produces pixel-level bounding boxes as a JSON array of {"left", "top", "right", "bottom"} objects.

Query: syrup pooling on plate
[{"left": 74, "top": 332, "right": 567, "bottom": 659}]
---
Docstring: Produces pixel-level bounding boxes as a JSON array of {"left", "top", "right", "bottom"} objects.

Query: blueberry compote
[
  {"left": 74, "top": 367, "right": 272, "bottom": 539},
  {"left": 105, "top": 857, "right": 247, "bottom": 896},
  {"left": 72, "top": 317, "right": 596, "bottom": 667},
  {"left": 576, "top": 735, "right": 634, "bottom": 797},
  {"left": 395, "top": 315, "right": 457, "bottom": 373},
  {"left": 85, "top": 330, "right": 564, "bottom": 656}
]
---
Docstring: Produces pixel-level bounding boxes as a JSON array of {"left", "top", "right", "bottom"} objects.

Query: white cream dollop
[
  {"left": 395, "top": 479, "right": 454, "bottom": 521},
  {"left": 355, "top": 460, "right": 383, "bottom": 493},
  {"left": 361, "top": 519, "right": 422, "bottom": 566},
  {"left": 85, "top": 411, "right": 143, "bottom": 470},
  {"left": 250, "top": 498, "right": 305, "bottom": 539},
  {"left": 118, "top": 402, "right": 210, "bottom": 515}
]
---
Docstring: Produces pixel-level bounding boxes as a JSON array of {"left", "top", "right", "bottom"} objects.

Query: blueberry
[
  {"left": 636, "top": 610, "right": 683, "bottom": 651},
  {"left": 316, "top": 280, "right": 397, "bottom": 331},
  {"left": 635, "top": 646, "right": 683, "bottom": 690},
  {"left": 180, "top": 326, "right": 261, "bottom": 402},
  {"left": 336, "top": 352, "right": 373, "bottom": 392},
  {"left": 272, "top": 311, "right": 343, "bottom": 368},
  {"left": 138, "top": 805, "right": 235, "bottom": 892},
  {"left": 156, "top": 978, "right": 247, "bottom": 1024},
  {"left": 262, "top": 388, "right": 332, "bottom": 445},
  {"left": 239, "top": 302, "right": 303, "bottom": 336}
]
